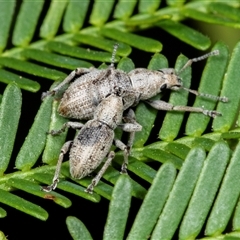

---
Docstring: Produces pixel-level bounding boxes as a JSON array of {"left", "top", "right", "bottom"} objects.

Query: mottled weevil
[
  {"left": 42, "top": 94, "right": 142, "bottom": 193},
  {"left": 42, "top": 46, "right": 228, "bottom": 120}
]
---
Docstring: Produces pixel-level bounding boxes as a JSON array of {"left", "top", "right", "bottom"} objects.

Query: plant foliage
[{"left": 0, "top": 0, "right": 240, "bottom": 239}]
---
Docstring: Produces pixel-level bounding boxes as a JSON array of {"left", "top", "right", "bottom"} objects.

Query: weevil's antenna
[
  {"left": 182, "top": 87, "right": 228, "bottom": 102},
  {"left": 176, "top": 49, "right": 228, "bottom": 102},
  {"left": 178, "top": 50, "right": 219, "bottom": 75},
  {"left": 110, "top": 43, "right": 119, "bottom": 68}
]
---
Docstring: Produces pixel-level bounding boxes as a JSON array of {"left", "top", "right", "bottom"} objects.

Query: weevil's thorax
[
  {"left": 94, "top": 94, "right": 123, "bottom": 129},
  {"left": 129, "top": 68, "right": 182, "bottom": 101}
]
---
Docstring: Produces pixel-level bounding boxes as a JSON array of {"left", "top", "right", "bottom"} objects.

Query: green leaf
[
  {"left": 113, "top": 0, "right": 137, "bottom": 19},
  {"left": 63, "top": 0, "right": 90, "bottom": 32},
  {"left": 73, "top": 33, "right": 132, "bottom": 57},
  {"left": 0, "top": 84, "right": 22, "bottom": 176},
  {"left": 179, "top": 141, "right": 230, "bottom": 239},
  {"left": 208, "top": 3, "right": 240, "bottom": 22},
  {"left": 167, "top": 0, "right": 186, "bottom": 7},
  {"left": 164, "top": 142, "right": 190, "bottom": 159},
  {"left": 40, "top": 0, "right": 69, "bottom": 39},
  {"left": 89, "top": 0, "right": 115, "bottom": 26},
  {"left": 139, "top": 0, "right": 161, "bottom": 13},
  {"left": 15, "top": 96, "right": 53, "bottom": 171},
  {"left": 151, "top": 147, "right": 206, "bottom": 240},
  {"left": 7, "top": 178, "right": 72, "bottom": 208},
  {"left": 22, "top": 48, "right": 93, "bottom": 69},
  {"left": 114, "top": 156, "right": 157, "bottom": 184},
  {"left": 117, "top": 57, "right": 135, "bottom": 73},
  {"left": 0, "top": 207, "right": 7, "bottom": 218},
  {"left": 156, "top": 19, "right": 211, "bottom": 50},
  {"left": 0, "top": 1, "right": 15, "bottom": 52},
  {"left": 46, "top": 41, "right": 119, "bottom": 63},
  {"left": 0, "top": 188, "right": 48, "bottom": 221},
  {"left": 143, "top": 147, "right": 183, "bottom": 169},
  {"left": 182, "top": 7, "right": 240, "bottom": 28},
  {"left": 0, "top": 231, "right": 8, "bottom": 240},
  {"left": 100, "top": 28, "right": 162, "bottom": 52},
  {"left": 12, "top": 0, "right": 44, "bottom": 46},
  {"left": 103, "top": 175, "right": 132, "bottom": 240},
  {"left": 42, "top": 100, "right": 68, "bottom": 165},
  {"left": 205, "top": 141, "right": 240, "bottom": 236},
  {"left": 127, "top": 162, "right": 176, "bottom": 240},
  {"left": 66, "top": 216, "right": 93, "bottom": 240},
  {"left": 0, "top": 57, "right": 66, "bottom": 80},
  {"left": 213, "top": 41, "right": 240, "bottom": 132},
  {"left": 159, "top": 54, "right": 191, "bottom": 141},
  {"left": 102, "top": 165, "right": 147, "bottom": 199},
  {"left": 186, "top": 41, "right": 229, "bottom": 136},
  {"left": 0, "top": 69, "right": 40, "bottom": 92}
]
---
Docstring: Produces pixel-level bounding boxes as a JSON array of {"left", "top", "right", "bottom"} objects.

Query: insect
[
  {"left": 42, "top": 44, "right": 228, "bottom": 121},
  {"left": 42, "top": 94, "right": 142, "bottom": 193}
]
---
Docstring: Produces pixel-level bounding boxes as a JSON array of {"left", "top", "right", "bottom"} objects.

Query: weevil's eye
[
  {"left": 177, "top": 77, "right": 183, "bottom": 85},
  {"left": 160, "top": 83, "right": 167, "bottom": 91}
]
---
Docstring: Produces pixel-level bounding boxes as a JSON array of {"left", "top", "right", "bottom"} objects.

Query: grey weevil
[
  {"left": 42, "top": 44, "right": 228, "bottom": 120},
  {"left": 42, "top": 94, "right": 142, "bottom": 193}
]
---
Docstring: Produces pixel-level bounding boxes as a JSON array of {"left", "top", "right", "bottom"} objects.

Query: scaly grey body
[
  {"left": 42, "top": 47, "right": 228, "bottom": 120},
  {"left": 42, "top": 94, "right": 142, "bottom": 193}
]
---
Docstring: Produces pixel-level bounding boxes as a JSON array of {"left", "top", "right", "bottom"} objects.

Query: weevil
[
  {"left": 42, "top": 94, "right": 142, "bottom": 193},
  {"left": 42, "top": 45, "right": 228, "bottom": 120}
]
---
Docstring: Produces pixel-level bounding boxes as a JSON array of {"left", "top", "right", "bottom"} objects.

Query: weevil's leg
[
  {"left": 117, "top": 109, "right": 142, "bottom": 173},
  {"left": 146, "top": 99, "right": 222, "bottom": 118},
  {"left": 49, "top": 122, "right": 84, "bottom": 135},
  {"left": 114, "top": 139, "right": 129, "bottom": 174},
  {"left": 122, "top": 109, "right": 142, "bottom": 150},
  {"left": 41, "top": 67, "right": 94, "bottom": 100},
  {"left": 85, "top": 151, "right": 115, "bottom": 194},
  {"left": 41, "top": 141, "right": 73, "bottom": 192}
]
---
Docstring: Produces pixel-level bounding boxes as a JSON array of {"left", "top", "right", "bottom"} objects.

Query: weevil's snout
[
  {"left": 158, "top": 69, "right": 182, "bottom": 91},
  {"left": 170, "top": 76, "right": 183, "bottom": 91}
]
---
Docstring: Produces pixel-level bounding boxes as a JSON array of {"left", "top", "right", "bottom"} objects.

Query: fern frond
[{"left": 0, "top": 1, "right": 240, "bottom": 239}]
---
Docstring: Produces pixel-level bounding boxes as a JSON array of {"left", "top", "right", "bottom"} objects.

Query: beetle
[
  {"left": 42, "top": 45, "right": 228, "bottom": 121},
  {"left": 42, "top": 93, "right": 142, "bottom": 193}
]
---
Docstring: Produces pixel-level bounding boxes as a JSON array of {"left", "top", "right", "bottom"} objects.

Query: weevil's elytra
[
  {"left": 57, "top": 67, "right": 135, "bottom": 120},
  {"left": 42, "top": 94, "right": 142, "bottom": 193}
]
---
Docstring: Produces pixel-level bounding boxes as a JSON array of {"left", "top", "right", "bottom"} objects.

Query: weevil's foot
[
  {"left": 85, "top": 185, "right": 93, "bottom": 194},
  {"left": 47, "top": 129, "right": 62, "bottom": 136},
  {"left": 220, "top": 96, "right": 229, "bottom": 103},
  {"left": 120, "top": 163, "right": 128, "bottom": 175},
  {"left": 41, "top": 91, "right": 55, "bottom": 100},
  {"left": 204, "top": 110, "right": 222, "bottom": 118},
  {"left": 41, "top": 179, "right": 59, "bottom": 192},
  {"left": 41, "top": 185, "right": 53, "bottom": 192}
]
